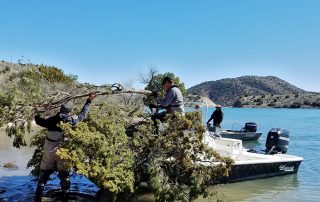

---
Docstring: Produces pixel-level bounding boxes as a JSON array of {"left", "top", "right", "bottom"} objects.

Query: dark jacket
[
  {"left": 207, "top": 109, "right": 223, "bottom": 126},
  {"left": 35, "top": 100, "right": 92, "bottom": 132}
]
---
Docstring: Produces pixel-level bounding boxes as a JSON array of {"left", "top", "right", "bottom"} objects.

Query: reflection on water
[
  {"left": 0, "top": 172, "right": 300, "bottom": 202},
  {"left": 204, "top": 175, "right": 299, "bottom": 202}
]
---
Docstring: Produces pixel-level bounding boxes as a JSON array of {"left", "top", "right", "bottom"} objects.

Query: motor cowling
[
  {"left": 244, "top": 122, "right": 257, "bottom": 132},
  {"left": 266, "top": 128, "right": 290, "bottom": 154}
]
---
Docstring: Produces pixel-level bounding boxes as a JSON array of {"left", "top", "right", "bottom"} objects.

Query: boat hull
[
  {"left": 221, "top": 131, "right": 262, "bottom": 141},
  {"left": 221, "top": 160, "right": 302, "bottom": 183}
]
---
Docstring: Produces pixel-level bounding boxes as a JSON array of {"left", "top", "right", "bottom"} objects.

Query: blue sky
[{"left": 0, "top": 0, "right": 319, "bottom": 91}]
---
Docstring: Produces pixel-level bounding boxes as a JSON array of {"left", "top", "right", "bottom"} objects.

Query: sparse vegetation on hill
[
  {"left": 237, "top": 93, "right": 320, "bottom": 108},
  {"left": 187, "top": 76, "right": 308, "bottom": 107}
]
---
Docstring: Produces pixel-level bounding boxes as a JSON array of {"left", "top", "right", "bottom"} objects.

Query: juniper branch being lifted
[
  {"left": 35, "top": 83, "right": 152, "bottom": 112},
  {"left": 1, "top": 76, "right": 151, "bottom": 148}
]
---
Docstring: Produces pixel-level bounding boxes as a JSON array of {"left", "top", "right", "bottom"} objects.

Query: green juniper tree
[{"left": 1, "top": 64, "right": 233, "bottom": 202}]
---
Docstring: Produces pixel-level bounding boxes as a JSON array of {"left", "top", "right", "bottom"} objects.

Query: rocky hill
[
  {"left": 238, "top": 93, "right": 320, "bottom": 108},
  {"left": 187, "top": 76, "right": 308, "bottom": 107}
]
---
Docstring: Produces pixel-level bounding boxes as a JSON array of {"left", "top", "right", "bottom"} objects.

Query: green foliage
[
  {"left": 27, "top": 105, "right": 233, "bottom": 201},
  {"left": 0, "top": 74, "right": 41, "bottom": 147},
  {"left": 132, "top": 111, "right": 233, "bottom": 201},
  {"left": 143, "top": 72, "right": 187, "bottom": 107},
  {"left": 145, "top": 72, "right": 187, "bottom": 96},
  {"left": 4, "top": 63, "right": 233, "bottom": 201},
  {"left": 58, "top": 104, "right": 135, "bottom": 194},
  {"left": 0, "top": 64, "right": 79, "bottom": 148},
  {"left": 18, "top": 64, "right": 77, "bottom": 85},
  {"left": 27, "top": 129, "right": 46, "bottom": 176}
]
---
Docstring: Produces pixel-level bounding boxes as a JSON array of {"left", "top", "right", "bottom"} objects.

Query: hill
[
  {"left": 238, "top": 93, "right": 320, "bottom": 108},
  {"left": 187, "top": 76, "right": 308, "bottom": 107}
]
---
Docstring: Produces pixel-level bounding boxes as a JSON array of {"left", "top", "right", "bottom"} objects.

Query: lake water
[{"left": 1, "top": 108, "right": 320, "bottom": 201}]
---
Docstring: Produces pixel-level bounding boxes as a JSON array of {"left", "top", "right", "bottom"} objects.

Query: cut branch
[{"left": 35, "top": 87, "right": 152, "bottom": 113}]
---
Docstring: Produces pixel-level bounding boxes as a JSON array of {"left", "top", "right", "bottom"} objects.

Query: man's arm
[
  {"left": 75, "top": 100, "right": 91, "bottom": 122},
  {"left": 157, "top": 89, "right": 176, "bottom": 108},
  {"left": 69, "top": 93, "right": 96, "bottom": 125},
  {"left": 35, "top": 115, "right": 50, "bottom": 128},
  {"left": 35, "top": 115, "right": 58, "bottom": 129},
  {"left": 206, "top": 114, "right": 214, "bottom": 125}
]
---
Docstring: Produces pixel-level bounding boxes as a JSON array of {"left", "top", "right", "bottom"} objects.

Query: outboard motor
[
  {"left": 244, "top": 122, "right": 257, "bottom": 132},
  {"left": 265, "top": 128, "right": 290, "bottom": 154}
]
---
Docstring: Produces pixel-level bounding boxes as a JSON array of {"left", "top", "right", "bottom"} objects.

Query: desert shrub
[
  {"left": 255, "top": 98, "right": 263, "bottom": 106},
  {"left": 257, "top": 101, "right": 263, "bottom": 106},
  {"left": 303, "top": 100, "right": 311, "bottom": 105},
  {"left": 285, "top": 95, "right": 290, "bottom": 99},
  {"left": 233, "top": 100, "right": 242, "bottom": 107},
  {"left": 312, "top": 102, "right": 320, "bottom": 107},
  {"left": 290, "top": 102, "right": 302, "bottom": 108},
  {"left": 0, "top": 66, "right": 10, "bottom": 74},
  {"left": 267, "top": 103, "right": 275, "bottom": 107}
]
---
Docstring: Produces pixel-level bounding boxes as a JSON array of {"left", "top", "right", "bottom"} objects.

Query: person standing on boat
[
  {"left": 34, "top": 93, "right": 96, "bottom": 200},
  {"left": 150, "top": 76, "right": 185, "bottom": 134},
  {"left": 206, "top": 105, "right": 223, "bottom": 127}
]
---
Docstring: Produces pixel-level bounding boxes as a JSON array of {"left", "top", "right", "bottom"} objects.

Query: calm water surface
[{"left": 0, "top": 108, "right": 319, "bottom": 201}]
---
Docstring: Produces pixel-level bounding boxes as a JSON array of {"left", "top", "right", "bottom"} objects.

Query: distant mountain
[{"left": 187, "top": 76, "right": 307, "bottom": 106}]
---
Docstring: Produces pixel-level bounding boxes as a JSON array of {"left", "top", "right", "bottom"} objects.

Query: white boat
[
  {"left": 185, "top": 102, "right": 303, "bottom": 183},
  {"left": 208, "top": 122, "right": 263, "bottom": 141},
  {"left": 203, "top": 129, "right": 303, "bottom": 183}
]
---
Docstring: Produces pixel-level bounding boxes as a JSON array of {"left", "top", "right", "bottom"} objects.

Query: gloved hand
[
  {"left": 88, "top": 92, "right": 96, "bottom": 101},
  {"left": 149, "top": 103, "right": 158, "bottom": 109},
  {"left": 206, "top": 123, "right": 211, "bottom": 127},
  {"left": 151, "top": 91, "right": 158, "bottom": 97},
  {"left": 149, "top": 103, "right": 158, "bottom": 113}
]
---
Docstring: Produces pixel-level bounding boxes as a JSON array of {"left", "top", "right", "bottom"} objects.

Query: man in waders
[
  {"left": 150, "top": 76, "right": 185, "bottom": 134},
  {"left": 34, "top": 93, "right": 96, "bottom": 200}
]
